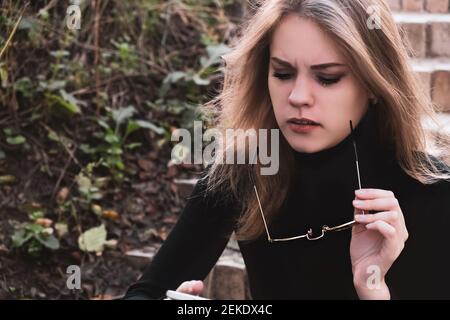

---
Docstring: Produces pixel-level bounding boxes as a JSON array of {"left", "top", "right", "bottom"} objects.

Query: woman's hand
[
  {"left": 350, "top": 188, "right": 409, "bottom": 300},
  {"left": 176, "top": 280, "right": 204, "bottom": 295}
]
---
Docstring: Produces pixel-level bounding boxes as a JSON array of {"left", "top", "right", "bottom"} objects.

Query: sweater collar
[
  {"left": 292, "top": 106, "right": 383, "bottom": 166},
  {"left": 289, "top": 106, "right": 397, "bottom": 195}
]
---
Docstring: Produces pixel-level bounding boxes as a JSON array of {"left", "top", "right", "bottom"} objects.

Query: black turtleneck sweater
[{"left": 124, "top": 108, "right": 450, "bottom": 300}]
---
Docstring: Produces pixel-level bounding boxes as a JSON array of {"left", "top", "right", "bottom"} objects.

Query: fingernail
[
  {"left": 355, "top": 189, "right": 366, "bottom": 195},
  {"left": 353, "top": 200, "right": 364, "bottom": 206},
  {"left": 354, "top": 214, "right": 367, "bottom": 222}
]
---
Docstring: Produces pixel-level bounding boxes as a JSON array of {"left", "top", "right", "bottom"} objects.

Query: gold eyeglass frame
[{"left": 252, "top": 120, "right": 366, "bottom": 242}]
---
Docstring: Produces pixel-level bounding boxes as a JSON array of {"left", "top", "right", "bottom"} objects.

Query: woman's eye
[
  {"left": 317, "top": 75, "right": 342, "bottom": 86},
  {"left": 272, "top": 72, "right": 293, "bottom": 80}
]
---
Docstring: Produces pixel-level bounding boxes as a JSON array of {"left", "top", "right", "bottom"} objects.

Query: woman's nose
[{"left": 288, "top": 77, "right": 314, "bottom": 108}]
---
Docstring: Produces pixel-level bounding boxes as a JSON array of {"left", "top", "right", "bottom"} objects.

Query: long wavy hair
[{"left": 199, "top": 0, "right": 450, "bottom": 241}]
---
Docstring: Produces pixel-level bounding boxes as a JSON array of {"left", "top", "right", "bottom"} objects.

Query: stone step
[
  {"left": 393, "top": 13, "right": 450, "bottom": 58},
  {"left": 125, "top": 246, "right": 159, "bottom": 269},
  {"left": 422, "top": 111, "right": 450, "bottom": 136},
  {"left": 125, "top": 233, "right": 249, "bottom": 300},
  {"left": 411, "top": 57, "right": 450, "bottom": 71},
  {"left": 173, "top": 178, "right": 200, "bottom": 198},
  {"left": 394, "top": 12, "right": 450, "bottom": 22},
  {"left": 203, "top": 246, "right": 251, "bottom": 300}
]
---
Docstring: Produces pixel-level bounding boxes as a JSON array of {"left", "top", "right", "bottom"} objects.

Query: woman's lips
[{"left": 288, "top": 122, "right": 321, "bottom": 134}]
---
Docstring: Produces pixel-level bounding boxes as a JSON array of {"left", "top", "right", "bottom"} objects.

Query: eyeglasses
[{"left": 251, "top": 120, "right": 366, "bottom": 242}]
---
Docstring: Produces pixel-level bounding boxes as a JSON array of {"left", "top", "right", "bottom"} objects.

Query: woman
[{"left": 124, "top": 0, "right": 450, "bottom": 299}]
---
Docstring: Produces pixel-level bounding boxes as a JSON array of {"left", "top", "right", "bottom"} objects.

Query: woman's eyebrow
[
  {"left": 271, "top": 57, "right": 346, "bottom": 70},
  {"left": 270, "top": 57, "right": 294, "bottom": 68},
  {"left": 310, "top": 62, "right": 346, "bottom": 70}
]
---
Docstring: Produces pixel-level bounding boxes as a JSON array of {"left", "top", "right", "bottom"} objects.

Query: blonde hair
[{"left": 200, "top": 0, "right": 450, "bottom": 241}]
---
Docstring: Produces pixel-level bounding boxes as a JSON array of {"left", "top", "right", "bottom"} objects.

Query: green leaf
[
  {"left": 192, "top": 74, "right": 210, "bottom": 86},
  {"left": 125, "top": 120, "right": 141, "bottom": 137},
  {"left": 77, "top": 174, "right": 91, "bottom": 189},
  {"left": 12, "top": 229, "right": 33, "bottom": 247},
  {"left": 104, "top": 132, "right": 120, "bottom": 144},
  {"left": 38, "top": 9, "right": 49, "bottom": 20},
  {"left": 106, "top": 146, "right": 123, "bottom": 155},
  {"left": 60, "top": 89, "right": 86, "bottom": 107},
  {"left": 200, "top": 44, "right": 230, "bottom": 69},
  {"left": 6, "top": 135, "right": 26, "bottom": 145},
  {"left": 24, "top": 223, "right": 45, "bottom": 234},
  {"left": 134, "top": 120, "right": 165, "bottom": 135},
  {"left": 111, "top": 106, "right": 136, "bottom": 125},
  {"left": 46, "top": 80, "right": 66, "bottom": 91},
  {"left": 144, "top": 100, "right": 159, "bottom": 110},
  {"left": 0, "top": 149, "right": 6, "bottom": 160},
  {"left": 125, "top": 142, "right": 142, "bottom": 150},
  {"left": 47, "top": 130, "right": 60, "bottom": 142},
  {"left": 80, "top": 144, "right": 94, "bottom": 154},
  {"left": 29, "top": 210, "right": 45, "bottom": 221},
  {"left": 97, "top": 119, "right": 111, "bottom": 130},
  {"left": 35, "top": 233, "right": 60, "bottom": 250},
  {"left": 76, "top": 174, "right": 92, "bottom": 195},
  {"left": 163, "top": 71, "right": 187, "bottom": 84},
  {"left": 105, "top": 155, "right": 124, "bottom": 169},
  {"left": 46, "top": 93, "right": 81, "bottom": 114},
  {"left": 18, "top": 17, "right": 39, "bottom": 30},
  {"left": 78, "top": 224, "right": 107, "bottom": 253}
]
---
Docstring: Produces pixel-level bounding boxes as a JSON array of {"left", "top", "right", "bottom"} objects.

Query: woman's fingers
[
  {"left": 355, "top": 210, "right": 399, "bottom": 224},
  {"left": 353, "top": 190, "right": 408, "bottom": 241},
  {"left": 355, "top": 188, "right": 394, "bottom": 199},
  {"left": 176, "top": 280, "right": 204, "bottom": 295},
  {"left": 351, "top": 189, "right": 409, "bottom": 278},
  {"left": 364, "top": 220, "right": 405, "bottom": 260},
  {"left": 364, "top": 220, "right": 396, "bottom": 239},
  {"left": 353, "top": 189, "right": 399, "bottom": 213},
  {"left": 353, "top": 197, "right": 399, "bottom": 212},
  {"left": 355, "top": 210, "right": 408, "bottom": 242}
]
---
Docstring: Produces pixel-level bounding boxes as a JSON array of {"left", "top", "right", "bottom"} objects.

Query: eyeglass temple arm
[
  {"left": 253, "top": 184, "right": 274, "bottom": 242},
  {"left": 350, "top": 120, "right": 366, "bottom": 215},
  {"left": 248, "top": 148, "right": 273, "bottom": 242}
]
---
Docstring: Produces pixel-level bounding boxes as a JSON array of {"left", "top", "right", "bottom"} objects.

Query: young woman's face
[{"left": 268, "top": 14, "right": 370, "bottom": 153}]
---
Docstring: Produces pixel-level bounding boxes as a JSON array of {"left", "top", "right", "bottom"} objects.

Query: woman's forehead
[{"left": 270, "top": 14, "right": 346, "bottom": 67}]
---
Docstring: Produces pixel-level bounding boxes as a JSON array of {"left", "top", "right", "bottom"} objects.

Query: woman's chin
[{"left": 288, "top": 142, "right": 323, "bottom": 154}]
